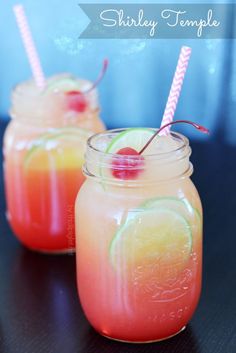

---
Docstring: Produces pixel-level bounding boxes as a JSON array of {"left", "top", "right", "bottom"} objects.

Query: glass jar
[
  {"left": 3, "top": 75, "right": 105, "bottom": 253},
  {"left": 75, "top": 129, "right": 202, "bottom": 343}
]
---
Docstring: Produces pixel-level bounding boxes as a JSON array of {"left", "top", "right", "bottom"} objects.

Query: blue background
[{"left": 0, "top": 0, "right": 235, "bottom": 143}]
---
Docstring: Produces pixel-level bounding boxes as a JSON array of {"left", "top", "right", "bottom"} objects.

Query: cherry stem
[
  {"left": 84, "top": 59, "right": 109, "bottom": 94},
  {"left": 139, "top": 120, "right": 209, "bottom": 155}
]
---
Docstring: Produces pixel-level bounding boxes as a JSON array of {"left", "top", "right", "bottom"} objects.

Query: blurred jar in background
[{"left": 3, "top": 74, "right": 105, "bottom": 253}]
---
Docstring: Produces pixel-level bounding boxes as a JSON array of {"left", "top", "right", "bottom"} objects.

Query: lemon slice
[
  {"left": 110, "top": 208, "right": 192, "bottom": 272},
  {"left": 24, "top": 128, "right": 91, "bottom": 171}
]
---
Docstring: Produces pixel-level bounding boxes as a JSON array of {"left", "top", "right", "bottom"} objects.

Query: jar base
[{"left": 101, "top": 326, "right": 186, "bottom": 344}]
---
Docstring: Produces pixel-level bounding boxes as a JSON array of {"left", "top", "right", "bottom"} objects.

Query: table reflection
[
  {"left": 6, "top": 247, "right": 87, "bottom": 352},
  {"left": 82, "top": 322, "right": 201, "bottom": 353}
]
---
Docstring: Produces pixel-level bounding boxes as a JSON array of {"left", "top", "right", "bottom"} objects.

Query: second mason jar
[
  {"left": 4, "top": 74, "right": 105, "bottom": 253},
  {"left": 75, "top": 128, "right": 202, "bottom": 343}
]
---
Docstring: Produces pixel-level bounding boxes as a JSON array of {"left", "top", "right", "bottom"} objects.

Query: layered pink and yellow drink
[
  {"left": 75, "top": 126, "right": 203, "bottom": 342},
  {"left": 4, "top": 75, "right": 105, "bottom": 253}
]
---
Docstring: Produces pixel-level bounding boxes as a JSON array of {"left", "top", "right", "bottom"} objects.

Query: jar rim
[
  {"left": 84, "top": 128, "right": 192, "bottom": 186},
  {"left": 10, "top": 75, "right": 99, "bottom": 123},
  {"left": 11, "top": 75, "right": 98, "bottom": 96},
  {"left": 87, "top": 128, "right": 189, "bottom": 160}
]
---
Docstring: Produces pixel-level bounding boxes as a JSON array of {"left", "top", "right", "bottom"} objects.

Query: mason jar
[
  {"left": 75, "top": 128, "right": 202, "bottom": 342},
  {"left": 3, "top": 75, "right": 105, "bottom": 253}
]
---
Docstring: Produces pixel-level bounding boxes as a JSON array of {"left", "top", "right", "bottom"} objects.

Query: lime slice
[
  {"left": 106, "top": 128, "right": 155, "bottom": 155},
  {"left": 110, "top": 207, "right": 192, "bottom": 273},
  {"left": 45, "top": 78, "right": 81, "bottom": 94},
  {"left": 143, "top": 197, "right": 201, "bottom": 223},
  {"left": 142, "top": 197, "right": 202, "bottom": 248},
  {"left": 106, "top": 128, "right": 182, "bottom": 156},
  {"left": 24, "top": 127, "right": 91, "bottom": 171}
]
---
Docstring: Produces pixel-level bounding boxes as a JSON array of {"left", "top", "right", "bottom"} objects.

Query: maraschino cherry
[
  {"left": 66, "top": 91, "right": 87, "bottom": 113},
  {"left": 66, "top": 59, "right": 109, "bottom": 113},
  {"left": 111, "top": 147, "right": 144, "bottom": 180},
  {"left": 111, "top": 120, "right": 209, "bottom": 180}
]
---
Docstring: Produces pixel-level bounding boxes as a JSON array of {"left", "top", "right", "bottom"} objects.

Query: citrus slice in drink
[
  {"left": 45, "top": 77, "right": 82, "bottom": 94},
  {"left": 104, "top": 128, "right": 182, "bottom": 181},
  {"left": 45, "top": 77, "right": 90, "bottom": 112},
  {"left": 24, "top": 127, "right": 91, "bottom": 171},
  {"left": 106, "top": 127, "right": 180, "bottom": 156},
  {"left": 106, "top": 128, "right": 155, "bottom": 155},
  {"left": 110, "top": 207, "right": 192, "bottom": 276},
  {"left": 143, "top": 197, "right": 202, "bottom": 244},
  {"left": 143, "top": 197, "right": 201, "bottom": 223}
]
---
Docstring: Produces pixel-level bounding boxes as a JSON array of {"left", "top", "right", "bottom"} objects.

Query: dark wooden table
[{"left": 0, "top": 121, "right": 236, "bottom": 353}]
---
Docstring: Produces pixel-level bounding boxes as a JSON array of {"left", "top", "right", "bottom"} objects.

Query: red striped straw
[
  {"left": 160, "top": 46, "right": 192, "bottom": 135},
  {"left": 13, "top": 4, "right": 45, "bottom": 88}
]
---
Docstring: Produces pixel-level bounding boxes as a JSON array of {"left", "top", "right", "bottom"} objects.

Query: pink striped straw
[
  {"left": 13, "top": 4, "right": 45, "bottom": 88},
  {"left": 160, "top": 46, "right": 192, "bottom": 135}
]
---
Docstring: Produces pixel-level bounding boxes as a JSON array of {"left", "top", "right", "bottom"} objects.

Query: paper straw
[
  {"left": 13, "top": 4, "right": 45, "bottom": 88},
  {"left": 160, "top": 46, "right": 192, "bottom": 135}
]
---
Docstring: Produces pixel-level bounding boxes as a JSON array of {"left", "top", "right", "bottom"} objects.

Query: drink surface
[
  {"left": 4, "top": 75, "right": 105, "bottom": 253},
  {"left": 75, "top": 129, "right": 202, "bottom": 342},
  {"left": 10, "top": 74, "right": 101, "bottom": 127}
]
